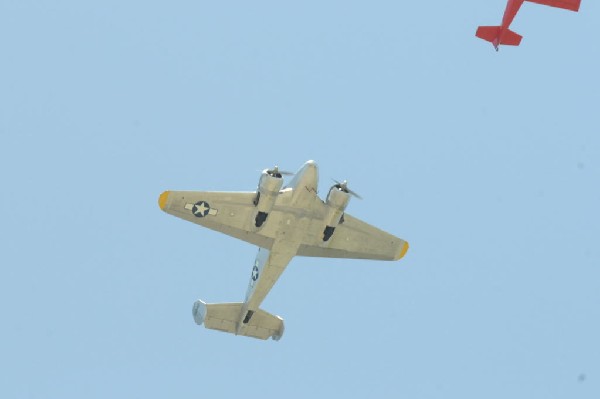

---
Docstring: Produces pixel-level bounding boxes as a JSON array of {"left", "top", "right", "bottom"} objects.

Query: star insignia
[{"left": 184, "top": 201, "right": 218, "bottom": 217}]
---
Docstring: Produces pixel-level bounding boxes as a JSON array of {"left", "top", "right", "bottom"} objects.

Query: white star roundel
[{"left": 192, "top": 201, "right": 211, "bottom": 217}]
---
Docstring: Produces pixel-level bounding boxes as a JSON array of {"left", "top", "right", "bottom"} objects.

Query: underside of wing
[
  {"left": 159, "top": 190, "right": 274, "bottom": 249},
  {"left": 527, "top": 0, "right": 581, "bottom": 12},
  {"left": 297, "top": 213, "right": 409, "bottom": 261}
]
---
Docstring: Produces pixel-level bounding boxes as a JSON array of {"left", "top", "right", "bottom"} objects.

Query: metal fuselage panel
[{"left": 240, "top": 161, "right": 320, "bottom": 319}]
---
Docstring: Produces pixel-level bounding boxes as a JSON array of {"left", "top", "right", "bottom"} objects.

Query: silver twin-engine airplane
[{"left": 158, "top": 160, "right": 409, "bottom": 341}]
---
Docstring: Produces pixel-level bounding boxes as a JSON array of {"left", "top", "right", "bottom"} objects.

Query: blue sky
[{"left": 1, "top": 1, "right": 598, "bottom": 398}]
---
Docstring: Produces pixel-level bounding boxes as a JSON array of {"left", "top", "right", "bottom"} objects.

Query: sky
[{"left": 1, "top": 1, "right": 599, "bottom": 398}]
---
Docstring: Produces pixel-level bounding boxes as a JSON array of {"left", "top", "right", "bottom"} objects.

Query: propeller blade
[
  {"left": 331, "top": 179, "right": 362, "bottom": 200},
  {"left": 265, "top": 165, "right": 294, "bottom": 177}
]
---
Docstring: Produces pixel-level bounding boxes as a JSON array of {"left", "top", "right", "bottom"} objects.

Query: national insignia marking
[
  {"left": 184, "top": 201, "right": 218, "bottom": 217},
  {"left": 251, "top": 265, "right": 259, "bottom": 286}
]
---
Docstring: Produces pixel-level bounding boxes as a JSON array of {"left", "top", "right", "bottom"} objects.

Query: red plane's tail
[{"left": 476, "top": 26, "right": 523, "bottom": 49}]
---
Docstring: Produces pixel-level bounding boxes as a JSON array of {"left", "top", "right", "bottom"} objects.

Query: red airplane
[{"left": 476, "top": 0, "right": 581, "bottom": 51}]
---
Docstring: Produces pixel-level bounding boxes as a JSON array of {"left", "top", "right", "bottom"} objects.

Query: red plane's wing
[{"left": 526, "top": 0, "right": 581, "bottom": 12}]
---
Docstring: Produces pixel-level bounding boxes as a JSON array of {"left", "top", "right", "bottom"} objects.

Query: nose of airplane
[
  {"left": 300, "top": 160, "right": 317, "bottom": 174},
  {"left": 301, "top": 161, "right": 318, "bottom": 190}
]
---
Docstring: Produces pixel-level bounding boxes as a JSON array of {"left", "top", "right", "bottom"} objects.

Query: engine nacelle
[
  {"left": 253, "top": 172, "right": 284, "bottom": 227},
  {"left": 322, "top": 186, "right": 351, "bottom": 241},
  {"left": 326, "top": 185, "right": 351, "bottom": 211}
]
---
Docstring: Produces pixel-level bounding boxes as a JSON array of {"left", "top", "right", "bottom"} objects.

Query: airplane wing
[
  {"left": 159, "top": 191, "right": 274, "bottom": 250},
  {"left": 527, "top": 0, "right": 581, "bottom": 11},
  {"left": 297, "top": 213, "right": 409, "bottom": 261},
  {"left": 160, "top": 190, "right": 408, "bottom": 261}
]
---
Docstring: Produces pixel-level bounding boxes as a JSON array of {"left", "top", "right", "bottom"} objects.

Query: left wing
[
  {"left": 159, "top": 191, "right": 274, "bottom": 249},
  {"left": 297, "top": 213, "right": 409, "bottom": 261},
  {"left": 527, "top": 0, "right": 581, "bottom": 11}
]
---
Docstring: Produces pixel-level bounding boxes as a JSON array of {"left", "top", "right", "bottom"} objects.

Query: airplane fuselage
[
  {"left": 492, "top": 0, "right": 525, "bottom": 49},
  {"left": 238, "top": 161, "right": 320, "bottom": 331},
  {"left": 502, "top": 0, "right": 524, "bottom": 28}
]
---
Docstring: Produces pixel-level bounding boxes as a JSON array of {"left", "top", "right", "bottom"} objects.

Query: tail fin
[
  {"left": 192, "top": 300, "right": 284, "bottom": 341},
  {"left": 476, "top": 26, "right": 523, "bottom": 48}
]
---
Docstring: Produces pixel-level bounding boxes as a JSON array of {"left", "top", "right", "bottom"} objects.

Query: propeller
[
  {"left": 264, "top": 165, "right": 294, "bottom": 178},
  {"left": 332, "top": 179, "right": 362, "bottom": 200}
]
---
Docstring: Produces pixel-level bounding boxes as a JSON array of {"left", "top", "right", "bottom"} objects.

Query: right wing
[
  {"left": 527, "top": 0, "right": 581, "bottom": 11},
  {"left": 159, "top": 190, "right": 274, "bottom": 249},
  {"left": 297, "top": 213, "right": 409, "bottom": 261}
]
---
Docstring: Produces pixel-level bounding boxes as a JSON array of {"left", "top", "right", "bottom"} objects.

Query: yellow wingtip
[
  {"left": 158, "top": 191, "right": 170, "bottom": 210},
  {"left": 396, "top": 241, "right": 409, "bottom": 260}
]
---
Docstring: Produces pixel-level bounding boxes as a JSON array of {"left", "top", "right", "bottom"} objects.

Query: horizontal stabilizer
[
  {"left": 500, "top": 28, "right": 523, "bottom": 46},
  {"left": 476, "top": 26, "right": 501, "bottom": 43},
  {"left": 476, "top": 26, "right": 523, "bottom": 47},
  {"left": 192, "top": 300, "right": 284, "bottom": 341}
]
